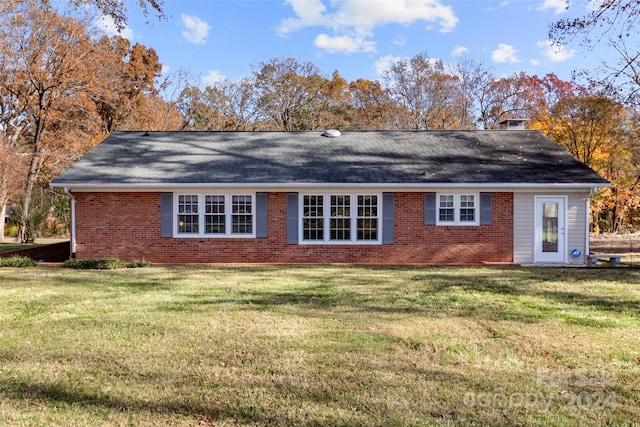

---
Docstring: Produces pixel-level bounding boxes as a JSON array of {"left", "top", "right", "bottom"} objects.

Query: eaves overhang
[{"left": 51, "top": 181, "right": 611, "bottom": 192}]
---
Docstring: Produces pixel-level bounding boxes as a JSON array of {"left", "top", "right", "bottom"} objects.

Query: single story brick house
[{"left": 50, "top": 130, "right": 609, "bottom": 265}]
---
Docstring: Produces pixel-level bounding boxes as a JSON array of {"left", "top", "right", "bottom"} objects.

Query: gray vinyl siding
[
  {"left": 513, "top": 191, "right": 590, "bottom": 265},
  {"left": 513, "top": 193, "right": 535, "bottom": 264},
  {"left": 567, "top": 192, "right": 589, "bottom": 265}
]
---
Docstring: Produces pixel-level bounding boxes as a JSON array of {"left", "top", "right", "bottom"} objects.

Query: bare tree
[
  {"left": 252, "top": 57, "right": 330, "bottom": 131},
  {"left": 384, "top": 52, "right": 461, "bottom": 130},
  {"left": 450, "top": 57, "right": 495, "bottom": 129},
  {"left": 550, "top": 0, "right": 640, "bottom": 106}
]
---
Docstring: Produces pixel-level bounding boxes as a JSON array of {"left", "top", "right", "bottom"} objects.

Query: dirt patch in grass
[{"left": 591, "top": 234, "right": 640, "bottom": 254}]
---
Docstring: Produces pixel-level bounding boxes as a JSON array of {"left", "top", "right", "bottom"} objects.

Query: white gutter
[
  {"left": 51, "top": 182, "right": 612, "bottom": 190},
  {"left": 63, "top": 187, "right": 76, "bottom": 258}
]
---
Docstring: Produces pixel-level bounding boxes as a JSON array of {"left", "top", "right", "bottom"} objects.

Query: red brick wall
[{"left": 73, "top": 191, "right": 513, "bottom": 265}]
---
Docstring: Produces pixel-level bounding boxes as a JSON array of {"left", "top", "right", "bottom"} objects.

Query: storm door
[{"left": 534, "top": 197, "right": 566, "bottom": 263}]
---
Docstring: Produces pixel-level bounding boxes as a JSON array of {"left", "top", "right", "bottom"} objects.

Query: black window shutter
[
  {"left": 382, "top": 193, "right": 394, "bottom": 244},
  {"left": 160, "top": 193, "right": 173, "bottom": 237},
  {"left": 424, "top": 193, "right": 436, "bottom": 225},
  {"left": 256, "top": 193, "right": 268, "bottom": 237},
  {"left": 286, "top": 193, "right": 298, "bottom": 244},
  {"left": 480, "top": 193, "right": 493, "bottom": 225}
]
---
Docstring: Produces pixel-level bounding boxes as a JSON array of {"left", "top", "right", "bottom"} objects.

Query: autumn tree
[
  {"left": 539, "top": 95, "right": 624, "bottom": 168},
  {"left": 477, "top": 72, "right": 548, "bottom": 129},
  {"left": 0, "top": 2, "right": 104, "bottom": 241},
  {"left": 0, "top": 142, "right": 27, "bottom": 241},
  {"left": 0, "top": 43, "right": 27, "bottom": 239},
  {"left": 384, "top": 52, "right": 462, "bottom": 130},
  {"left": 212, "top": 77, "right": 261, "bottom": 131},
  {"left": 252, "top": 57, "right": 335, "bottom": 131},
  {"left": 28, "top": 0, "right": 167, "bottom": 30},
  {"left": 134, "top": 69, "right": 188, "bottom": 131},
  {"left": 527, "top": 76, "right": 638, "bottom": 232},
  {"left": 179, "top": 77, "right": 261, "bottom": 131},
  {"left": 92, "top": 36, "right": 163, "bottom": 132},
  {"left": 178, "top": 85, "right": 225, "bottom": 130},
  {"left": 345, "top": 78, "right": 400, "bottom": 130},
  {"left": 310, "top": 71, "right": 351, "bottom": 131},
  {"left": 616, "top": 115, "right": 640, "bottom": 230}
]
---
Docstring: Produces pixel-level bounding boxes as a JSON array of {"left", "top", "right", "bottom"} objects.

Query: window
[
  {"left": 330, "top": 195, "right": 351, "bottom": 240},
  {"left": 438, "top": 195, "right": 454, "bottom": 222},
  {"left": 437, "top": 193, "right": 478, "bottom": 225},
  {"left": 205, "top": 195, "right": 225, "bottom": 234},
  {"left": 232, "top": 195, "right": 253, "bottom": 234},
  {"left": 459, "top": 195, "right": 476, "bottom": 222},
  {"left": 357, "top": 195, "right": 378, "bottom": 241},
  {"left": 176, "top": 193, "right": 255, "bottom": 237},
  {"left": 301, "top": 193, "right": 380, "bottom": 244},
  {"left": 178, "top": 195, "right": 199, "bottom": 233},
  {"left": 303, "top": 195, "right": 324, "bottom": 241}
]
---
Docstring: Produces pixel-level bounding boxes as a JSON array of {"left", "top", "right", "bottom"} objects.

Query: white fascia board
[{"left": 52, "top": 182, "right": 610, "bottom": 192}]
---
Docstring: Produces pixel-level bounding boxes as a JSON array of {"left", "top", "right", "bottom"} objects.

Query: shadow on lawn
[
  {"left": 0, "top": 358, "right": 524, "bottom": 426},
  {"left": 0, "top": 376, "right": 267, "bottom": 425},
  {"left": 153, "top": 267, "right": 640, "bottom": 325},
  {"left": 408, "top": 268, "right": 640, "bottom": 318}
]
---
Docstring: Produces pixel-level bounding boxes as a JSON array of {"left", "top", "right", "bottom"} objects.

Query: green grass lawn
[
  {"left": 0, "top": 243, "right": 36, "bottom": 253},
  {"left": 1, "top": 266, "right": 639, "bottom": 426},
  {"left": 0, "top": 239, "right": 68, "bottom": 254}
]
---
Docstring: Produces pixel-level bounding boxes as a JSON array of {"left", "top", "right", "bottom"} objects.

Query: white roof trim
[{"left": 52, "top": 182, "right": 610, "bottom": 191}]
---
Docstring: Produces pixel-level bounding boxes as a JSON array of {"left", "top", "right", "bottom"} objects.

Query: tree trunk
[
  {"left": 17, "top": 145, "right": 42, "bottom": 243},
  {"left": 0, "top": 202, "right": 6, "bottom": 242}
]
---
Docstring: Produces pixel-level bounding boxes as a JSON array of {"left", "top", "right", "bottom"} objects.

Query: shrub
[
  {"left": 0, "top": 256, "right": 37, "bottom": 267},
  {"left": 3, "top": 223, "right": 19, "bottom": 238},
  {"left": 61, "top": 258, "right": 152, "bottom": 270},
  {"left": 127, "top": 260, "right": 152, "bottom": 268},
  {"left": 62, "top": 258, "right": 126, "bottom": 270}
]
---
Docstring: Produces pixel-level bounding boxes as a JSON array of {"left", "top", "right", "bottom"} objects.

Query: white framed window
[
  {"left": 302, "top": 195, "right": 324, "bottom": 241},
  {"left": 437, "top": 193, "right": 478, "bottom": 226},
  {"left": 175, "top": 193, "right": 255, "bottom": 237},
  {"left": 177, "top": 195, "right": 199, "bottom": 234},
  {"left": 300, "top": 193, "right": 381, "bottom": 244}
]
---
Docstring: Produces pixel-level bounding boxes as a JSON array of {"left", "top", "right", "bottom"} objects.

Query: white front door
[{"left": 534, "top": 196, "right": 567, "bottom": 263}]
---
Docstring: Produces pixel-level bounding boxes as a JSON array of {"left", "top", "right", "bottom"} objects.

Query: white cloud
[
  {"left": 393, "top": 35, "right": 406, "bottom": 46},
  {"left": 278, "top": 0, "right": 329, "bottom": 35},
  {"left": 181, "top": 14, "right": 211, "bottom": 44},
  {"left": 586, "top": 0, "right": 602, "bottom": 12},
  {"left": 538, "top": 0, "right": 569, "bottom": 14},
  {"left": 537, "top": 40, "right": 576, "bottom": 62},
  {"left": 491, "top": 43, "right": 520, "bottom": 63},
  {"left": 373, "top": 54, "right": 404, "bottom": 77},
  {"left": 95, "top": 15, "right": 134, "bottom": 40},
  {"left": 279, "top": 0, "right": 458, "bottom": 54},
  {"left": 314, "top": 33, "right": 376, "bottom": 54},
  {"left": 451, "top": 45, "right": 469, "bottom": 57},
  {"left": 201, "top": 70, "right": 225, "bottom": 86}
]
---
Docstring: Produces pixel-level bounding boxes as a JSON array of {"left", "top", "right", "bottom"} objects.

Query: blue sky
[{"left": 95, "top": 0, "right": 602, "bottom": 86}]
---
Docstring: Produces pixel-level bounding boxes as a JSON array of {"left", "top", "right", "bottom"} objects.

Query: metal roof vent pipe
[{"left": 322, "top": 129, "right": 341, "bottom": 138}]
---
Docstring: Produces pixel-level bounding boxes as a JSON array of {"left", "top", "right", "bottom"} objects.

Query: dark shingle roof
[{"left": 51, "top": 130, "right": 609, "bottom": 186}]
